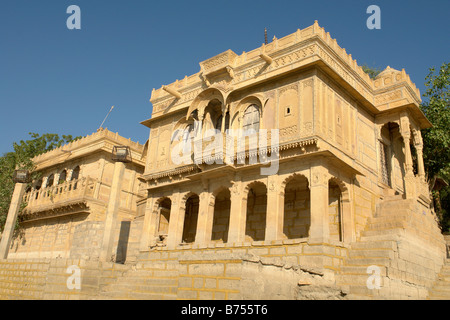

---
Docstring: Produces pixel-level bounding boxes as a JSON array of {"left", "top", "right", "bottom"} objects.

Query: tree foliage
[
  {"left": 0, "top": 133, "right": 81, "bottom": 231},
  {"left": 362, "top": 64, "right": 382, "bottom": 79},
  {"left": 420, "top": 62, "right": 450, "bottom": 232}
]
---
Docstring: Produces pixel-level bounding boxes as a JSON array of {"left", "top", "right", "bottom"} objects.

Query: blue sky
[{"left": 0, "top": 0, "right": 449, "bottom": 155}]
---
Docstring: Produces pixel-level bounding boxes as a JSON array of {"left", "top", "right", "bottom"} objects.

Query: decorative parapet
[
  {"left": 148, "top": 21, "right": 421, "bottom": 119},
  {"left": 31, "top": 128, "right": 145, "bottom": 170}
]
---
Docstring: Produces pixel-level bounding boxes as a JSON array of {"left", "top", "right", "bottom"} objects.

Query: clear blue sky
[{"left": 0, "top": 0, "right": 449, "bottom": 155}]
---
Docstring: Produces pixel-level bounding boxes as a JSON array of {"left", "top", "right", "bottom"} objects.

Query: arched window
[
  {"left": 71, "top": 166, "right": 80, "bottom": 181},
  {"left": 71, "top": 166, "right": 80, "bottom": 190},
  {"left": 46, "top": 174, "right": 55, "bottom": 188},
  {"left": 34, "top": 178, "right": 43, "bottom": 200},
  {"left": 243, "top": 105, "right": 260, "bottom": 132},
  {"left": 58, "top": 170, "right": 67, "bottom": 185}
]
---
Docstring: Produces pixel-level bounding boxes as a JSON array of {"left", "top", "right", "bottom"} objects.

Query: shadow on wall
[{"left": 116, "top": 221, "right": 131, "bottom": 264}]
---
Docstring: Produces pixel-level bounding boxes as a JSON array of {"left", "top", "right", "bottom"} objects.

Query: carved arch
[
  {"left": 186, "top": 88, "right": 226, "bottom": 121},
  {"left": 243, "top": 180, "right": 267, "bottom": 195},
  {"left": 281, "top": 172, "right": 310, "bottom": 191},
  {"left": 230, "top": 94, "right": 266, "bottom": 129}
]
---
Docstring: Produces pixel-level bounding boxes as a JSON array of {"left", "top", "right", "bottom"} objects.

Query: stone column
[
  {"left": 401, "top": 130, "right": 416, "bottom": 199},
  {"left": 54, "top": 173, "right": 60, "bottom": 186},
  {"left": 195, "top": 191, "right": 215, "bottom": 246},
  {"left": 67, "top": 169, "right": 74, "bottom": 182},
  {"left": 99, "top": 161, "right": 125, "bottom": 262},
  {"left": 265, "top": 177, "right": 284, "bottom": 242},
  {"left": 309, "top": 165, "right": 329, "bottom": 243},
  {"left": 401, "top": 130, "right": 414, "bottom": 177},
  {"left": 413, "top": 130, "right": 425, "bottom": 180},
  {"left": 139, "top": 197, "right": 157, "bottom": 251},
  {"left": 0, "top": 183, "right": 27, "bottom": 259},
  {"left": 227, "top": 181, "right": 247, "bottom": 244},
  {"left": 341, "top": 196, "right": 354, "bottom": 244},
  {"left": 221, "top": 113, "right": 226, "bottom": 133},
  {"left": 166, "top": 193, "right": 185, "bottom": 250}
]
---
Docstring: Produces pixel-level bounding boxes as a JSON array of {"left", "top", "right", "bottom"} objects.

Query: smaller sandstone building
[{"left": 0, "top": 21, "right": 448, "bottom": 300}]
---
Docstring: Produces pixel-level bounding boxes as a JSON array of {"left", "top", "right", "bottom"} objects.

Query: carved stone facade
[{"left": 0, "top": 22, "right": 448, "bottom": 300}]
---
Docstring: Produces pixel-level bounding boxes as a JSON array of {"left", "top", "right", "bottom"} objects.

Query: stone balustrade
[{"left": 22, "top": 177, "right": 92, "bottom": 209}]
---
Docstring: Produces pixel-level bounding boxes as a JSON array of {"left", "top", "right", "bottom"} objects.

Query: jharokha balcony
[
  {"left": 20, "top": 176, "right": 142, "bottom": 222},
  {"left": 20, "top": 177, "right": 96, "bottom": 221}
]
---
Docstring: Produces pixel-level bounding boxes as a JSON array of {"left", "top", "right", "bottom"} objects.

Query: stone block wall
[
  {"left": 283, "top": 186, "right": 310, "bottom": 240},
  {"left": 9, "top": 214, "right": 88, "bottom": 260},
  {"left": 70, "top": 221, "right": 104, "bottom": 260},
  {"left": 0, "top": 258, "right": 130, "bottom": 300}
]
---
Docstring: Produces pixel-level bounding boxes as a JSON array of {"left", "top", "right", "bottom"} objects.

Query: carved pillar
[
  {"left": 227, "top": 180, "right": 247, "bottom": 244},
  {"left": 166, "top": 193, "right": 185, "bottom": 249},
  {"left": 341, "top": 188, "right": 355, "bottom": 244},
  {"left": 67, "top": 169, "right": 74, "bottom": 182},
  {"left": 401, "top": 130, "right": 414, "bottom": 177},
  {"left": 195, "top": 190, "right": 215, "bottom": 246},
  {"left": 265, "top": 176, "right": 284, "bottom": 242},
  {"left": 221, "top": 110, "right": 226, "bottom": 134},
  {"left": 139, "top": 197, "right": 157, "bottom": 251},
  {"left": 42, "top": 176, "right": 49, "bottom": 189},
  {"left": 54, "top": 173, "right": 60, "bottom": 186},
  {"left": 198, "top": 109, "right": 205, "bottom": 137},
  {"left": 309, "top": 165, "right": 329, "bottom": 243},
  {"left": 400, "top": 127, "right": 416, "bottom": 199},
  {"left": 413, "top": 130, "right": 425, "bottom": 180}
]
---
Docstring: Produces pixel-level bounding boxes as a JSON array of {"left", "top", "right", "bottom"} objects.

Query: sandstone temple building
[{"left": 0, "top": 21, "right": 449, "bottom": 300}]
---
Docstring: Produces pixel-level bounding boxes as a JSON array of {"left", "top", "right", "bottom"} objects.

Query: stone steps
[
  {"left": 360, "top": 227, "right": 405, "bottom": 239},
  {"left": 348, "top": 249, "right": 395, "bottom": 259},
  {"left": 427, "top": 260, "right": 450, "bottom": 300},
  {"left": 350, "top": 240, "right": 397, "bottom": 251},
  {"left": 337, "top": 198, "right": 409, "bottom": 299}
]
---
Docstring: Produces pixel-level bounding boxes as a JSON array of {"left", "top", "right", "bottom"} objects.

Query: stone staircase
[
  {"left": 99, "top": 263, "right": 179, "bottom": 300},
  {"left": 337, "top": 195, "right": 411, "bottom": 299},
  {"left": 337, "top": 239, "right": 398, "bottom": 299},
  {"left": 427, "top": 260, "right": 450, "bottom": 300}
]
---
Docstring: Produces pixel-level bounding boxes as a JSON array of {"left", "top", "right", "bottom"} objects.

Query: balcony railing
[
  {"left": 22, "top": 177, "right": 95, "bottom": 210},
  {"left": 21, "top": 176, "right": 141, "bottom": 216}
]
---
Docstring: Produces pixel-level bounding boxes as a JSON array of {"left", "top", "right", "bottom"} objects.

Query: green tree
[
  {"left": 420, "top": 62, "right": 450, "bottom": 232},
  {"left": 362, "top": 64, "right": 382, "bottom": 79},
  {"left": 0, "top": 133, "right": 81, "bottom": 231}
]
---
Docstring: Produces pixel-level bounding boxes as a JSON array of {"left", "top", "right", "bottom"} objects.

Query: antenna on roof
[
  {"left": 99, "top": 106, "right": 115, "bottom": 130},
  {"left": 264, "top": 28, "right": 268, "bottom": 45}
]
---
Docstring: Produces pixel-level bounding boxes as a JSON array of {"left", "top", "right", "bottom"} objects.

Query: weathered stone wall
[
  {"left": 69, "top": 221, "right": 104, "bottom": 260},
  {"left": 9, "top": 214, "right": 88, "bottom": 260},
  {"left": 0, "top": 230, "right": 446, "bottom": 300}
]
